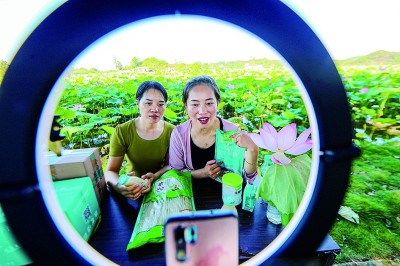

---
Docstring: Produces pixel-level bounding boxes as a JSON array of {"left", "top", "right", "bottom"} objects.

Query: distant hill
[
  {"left": 205, "top": 51, "right": 400, "bottom": 68},
  {"left": 336, "top": 50, "right": 400, "bottom": 66}
]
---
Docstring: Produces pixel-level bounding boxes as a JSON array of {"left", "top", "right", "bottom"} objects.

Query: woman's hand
[
  {"left": 204, "top": 159, "right": 223, "bottom": 179},
  {"left": 231, "top": 131, "right": 258, "bottom": 151},
  {"left": 140, "top": 172, "right": 156, "bottom": 194},
  {"left": 231, "top": 131, "right": 259, "bottom": 177},
  {"left": 117, "top": 182, "right": 144, "bottom": 200},
  {"left": 117, "top": 171, "right": 146, "bottom": 200}
]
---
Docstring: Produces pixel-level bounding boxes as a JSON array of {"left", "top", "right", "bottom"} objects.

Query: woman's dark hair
[
  {"left": 182, "top": 75, "right": 221, "bottom": 104},
  {"left": 136, "top": 80, "right": 168, "bottom": 102}
]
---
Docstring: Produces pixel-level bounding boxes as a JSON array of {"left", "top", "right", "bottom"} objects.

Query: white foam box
[
  {"left": 54, "top": 176, "right": 101, "bottom": 242},
  {"left": 46, "top": 148, "right": 106, "bottom": 204}
]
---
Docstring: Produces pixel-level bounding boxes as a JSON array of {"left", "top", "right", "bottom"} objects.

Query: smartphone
[{"left": 165, "top": 209, "right": 239, "bottom": 266}]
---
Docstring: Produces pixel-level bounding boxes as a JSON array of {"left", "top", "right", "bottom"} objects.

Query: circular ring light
[{"left": 0, "top": 1, "right": 360, "bottom": 264}]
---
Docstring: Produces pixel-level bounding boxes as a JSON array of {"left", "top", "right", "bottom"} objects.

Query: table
[{"left": 89, "top": 178, "right": 340, "bottom": 265}]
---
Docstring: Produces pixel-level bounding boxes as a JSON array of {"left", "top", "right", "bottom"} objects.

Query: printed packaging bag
[
  {"left": 126, "top": 169, "right": 195, "bottom": 250},
  {"left": 242, "top": 181, "right": 257, "bottom": 212},
  {"left": 215, "top": 129, "right": 245, "bottom": 180}
]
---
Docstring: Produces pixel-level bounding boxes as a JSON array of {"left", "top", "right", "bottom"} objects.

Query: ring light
[{"left": 0, "top": 1, "right": 360, "bottom": 264}]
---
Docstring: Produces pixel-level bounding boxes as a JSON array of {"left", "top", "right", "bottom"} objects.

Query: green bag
[
  {"left": 126, "top": 169, "right": 195, "bottom": 250},
  {"left": 215, "top": 129, "right": 245, "bottom": 180},
  {"left": 242, "top": 181, "right": 257, "bottom": 212},
  {"left": 257, "top": 154, "right": 312, "bottom": 226}
]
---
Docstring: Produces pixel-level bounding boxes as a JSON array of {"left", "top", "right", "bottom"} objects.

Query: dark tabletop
[{"left": 89, "top": 178, "right": 340, "bottom": 265}]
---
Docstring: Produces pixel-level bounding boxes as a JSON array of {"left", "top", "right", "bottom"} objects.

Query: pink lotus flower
[
  {"left": 249, "top": 122, "right": 312, "bottom": 165},
  {"left": 72, "top": 104, "right": 84, "bottom": 110},
  {"left": 359, "top": 87, "right": 369, "bottom": 93}
]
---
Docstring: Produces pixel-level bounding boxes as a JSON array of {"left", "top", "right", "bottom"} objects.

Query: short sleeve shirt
[{"left": 109, "top": 119, "right": 175, "bottom": 177}]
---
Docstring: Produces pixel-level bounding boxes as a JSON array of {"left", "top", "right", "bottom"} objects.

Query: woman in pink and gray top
[{"left": 169, "top": 75, "right": 258, "bottom": 182}]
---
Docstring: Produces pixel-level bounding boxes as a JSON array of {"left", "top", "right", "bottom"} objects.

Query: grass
[{"left": 330, "top": 141, "right": 400, "bottom": 264}]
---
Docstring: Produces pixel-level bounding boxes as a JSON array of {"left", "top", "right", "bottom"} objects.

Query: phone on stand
[{"left": 165, "top": 209, "right": 239, "bottom": 266}]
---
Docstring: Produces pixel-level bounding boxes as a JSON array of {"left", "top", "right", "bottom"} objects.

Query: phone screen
[{"left": 165, "top": 210, "right": 238, "bottom": 266}]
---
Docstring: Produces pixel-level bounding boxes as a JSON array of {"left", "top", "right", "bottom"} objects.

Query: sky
[{"left": 1, "top": 0, "right": 399, "bottom": 70}]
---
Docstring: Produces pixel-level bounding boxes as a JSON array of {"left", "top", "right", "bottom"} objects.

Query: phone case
[{"left": 165, "top": 209, "right": 239, "bottom": 266}]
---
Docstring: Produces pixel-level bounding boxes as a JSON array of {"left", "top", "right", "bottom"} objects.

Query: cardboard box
[
  {"left": 54, "top": 177, "right": 101, "bottom": 242},
  {"left": 47, "top": 148, "right": 106, "bottom": 204}
]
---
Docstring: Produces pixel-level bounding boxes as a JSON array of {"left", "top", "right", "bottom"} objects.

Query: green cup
[{"left": 222, "top": 173, "right": 243, "bottom": 206}]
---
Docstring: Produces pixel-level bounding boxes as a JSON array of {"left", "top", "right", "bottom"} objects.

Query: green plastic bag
[
  {"left": 242, "top": 181, "right": 257, "bottom": 212},
  {"left": 215, "top": 129, "right": 245, "bottom": 180},
  {"left": 126, "top": 169, "right": 195, "bottom": 250},
  {"left": 257, "top": 154, "right": 311, "bottom": 226}
]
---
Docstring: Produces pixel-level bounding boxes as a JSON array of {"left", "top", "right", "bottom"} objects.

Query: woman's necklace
[
  {"left": 191, "top": 121, "right": 218, "bottom": 148},
  {"left": 198, "top": 132, "right": 215, "bottom": 148}
]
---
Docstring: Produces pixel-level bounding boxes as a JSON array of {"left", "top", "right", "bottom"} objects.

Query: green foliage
[
  {"left": 55, "top": 64, "right": 312, "bottom": 149},
  {"left": 339, "top": 65, "right": 400, "bottom": 141},
  {"left": 141, "top": 57, "right": 169, "bottom": 68},
  {"left": 53, "top": 60, "right": 399, "bottom": 158},
  {"left": 130, "top": 56, "right": 142, "bottom": 68},
  {"left": 2, "top": 53, "right": 397, "bottom": 148},
  {"left": 330, "top": 141, "right": 400, "bottom": 263},
  {"left": 113, "top": 56, "right": 123, "bottom": 70},
  {"left": 337, "top": 50, "right": 400, "bottom": 66}
]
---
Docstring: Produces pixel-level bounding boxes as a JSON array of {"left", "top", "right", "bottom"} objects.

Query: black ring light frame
[{"left": 0, "top": 1, "right": 360, "bottom": 265}]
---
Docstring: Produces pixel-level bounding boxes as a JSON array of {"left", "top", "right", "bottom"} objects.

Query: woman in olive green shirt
[{"left": 105, "top": 81, "right": 175, "bottom": 200}]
